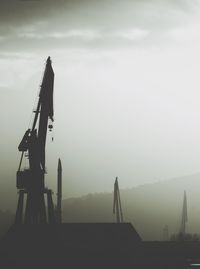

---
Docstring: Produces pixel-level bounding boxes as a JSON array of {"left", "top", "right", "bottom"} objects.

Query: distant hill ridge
[
  {"left": 62, "top": 173, "right": 200, "bottom": 240},
  {"left": 1, "top": 173, "right": 200, "bottom": 240}
]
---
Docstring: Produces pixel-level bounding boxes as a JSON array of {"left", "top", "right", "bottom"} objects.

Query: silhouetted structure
[
  {"left": 0, "top": 223, "right": 142, "bottom": 269},
  {"left": 163, "top": 224, "right": 169, "bottom": 241},
  {"left": 55, "top": 158, "right": 62, "bottom": 223},
  {"left": 171, "top": 191, "right": 189, "bottom": 241},
  {"left": 2, "top": 224, "right": 200, "bottom": 269},
  {"left": 180, "top": 190, "right": 188, "bottom": 236},
  {"left": 113, "top": 177, "right": 123, "bottom": 223},
  {"left": 15, "top": 57, "right": 55, "bottom": 224},
  {"left": 3, "top": 58, "right": 200, "bottom": 269}
]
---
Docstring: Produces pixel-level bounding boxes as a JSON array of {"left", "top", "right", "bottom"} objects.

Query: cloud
[
  {"left": 116, "top": 29, "right": 150, "bottom": 41},
  {"left": 0, "top": 0, "right": 199, "bottom": 54},
  {"left": 169, "top": 23, "right": 200, "bottom": 43},
  {"left": 18, "top": 29, "right": 102, "bottom": 40},
  {"left": 1, "top": 1, "right": 200, "bottom": 197}
]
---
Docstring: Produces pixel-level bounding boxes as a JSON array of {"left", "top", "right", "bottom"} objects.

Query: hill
[
  {"left": 1, "top": 173, "right": 200, "bottom": 240},
  {"left": 62, "top": 173, "right": 200, "bottom": 240}
]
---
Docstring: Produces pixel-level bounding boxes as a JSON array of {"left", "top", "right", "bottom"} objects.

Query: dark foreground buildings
[{"left": 0, "top": 223, "right": 200, "bottom": 269}]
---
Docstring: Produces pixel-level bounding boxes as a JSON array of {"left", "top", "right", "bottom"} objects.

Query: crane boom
[{"left": 38, "top": 57, "right": 54, "bottom": 170}]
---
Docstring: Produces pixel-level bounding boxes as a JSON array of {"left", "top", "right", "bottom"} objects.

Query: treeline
[{"left": 170, "top": 233, "right": 200, "bottom": 242}]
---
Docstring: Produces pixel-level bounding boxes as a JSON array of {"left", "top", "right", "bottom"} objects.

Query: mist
[{"left": 1, "top": 0, "right": 200, "bottom": 209}]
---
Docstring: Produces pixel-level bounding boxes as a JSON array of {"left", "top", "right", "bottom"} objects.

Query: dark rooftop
[{"left": 0, "top": 223, "right": 141, "bottom": 269}]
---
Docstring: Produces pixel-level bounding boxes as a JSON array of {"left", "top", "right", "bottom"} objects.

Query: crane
[
  {"left": 113, "top": 177, "right": 124, "bottom": 223},
  {"left": 15, "top": 57, "right": 55, "bottom": 224},
  {"left": 180, "top": 190, "right": 188, "bottom": 236}
]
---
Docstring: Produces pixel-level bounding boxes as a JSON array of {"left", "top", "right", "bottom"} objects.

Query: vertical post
[
  {"left": 47, "top": 189, "right": 56, "bottom": 224},
  {"left": 39, "top": 194, "right": 47, "bottom": 223},
  {"left": 57, "top": 158, "right": 62, "bottom": 223},
  {"left": 15, "top": 190, "right": 25, "bottom": 224}
]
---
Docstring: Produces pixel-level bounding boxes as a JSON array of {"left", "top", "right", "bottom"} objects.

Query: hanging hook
[{"left": 48, "top": 120, "right": 54, "bottom": 141}]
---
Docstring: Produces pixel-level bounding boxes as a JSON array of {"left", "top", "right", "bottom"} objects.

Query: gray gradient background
[{"left": 1, "top": 0, "right": 200, "bottom": 210}]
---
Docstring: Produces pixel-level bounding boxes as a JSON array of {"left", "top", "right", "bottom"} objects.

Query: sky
[{"left": 1, "top": 0, "right": 200, "bottom": 205}]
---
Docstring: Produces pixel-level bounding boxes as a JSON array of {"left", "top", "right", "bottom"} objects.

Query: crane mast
[
  {"left": 15, "top": 57, "right": 55, "bottom": 224},
  {"left": 55, "top": 158, "right": 62, "bottom": 223},
  {"left": 113, "top": 177, "right": 124, "bottom": 223},
  {"left": 180, "top": 190, "right": 187, "bottom": 236}
]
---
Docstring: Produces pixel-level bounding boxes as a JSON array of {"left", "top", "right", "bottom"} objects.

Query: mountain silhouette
[
  {"left": 62, "top": 173, "right": 200, "bottom": 240},
  {"left": 1, "top": 173, "right": 200, "bottom": 240}
]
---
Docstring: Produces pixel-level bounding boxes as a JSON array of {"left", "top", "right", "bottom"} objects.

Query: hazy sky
[{"left": 1, "top": 0, "right": 200, "bottom": 202}]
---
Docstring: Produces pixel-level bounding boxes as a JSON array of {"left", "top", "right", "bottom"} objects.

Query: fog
[{"left": 0, "top": 0, "right": 200, "bottom": 206}]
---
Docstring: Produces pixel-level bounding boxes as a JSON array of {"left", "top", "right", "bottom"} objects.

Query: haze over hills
[
  {"left": 1, "top": 173, "right": 200, "bottom": 240},
  {"left": 62, "top": 173, "right": 200, "bottom": 240}
]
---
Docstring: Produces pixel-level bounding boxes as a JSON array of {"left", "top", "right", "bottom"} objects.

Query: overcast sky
[{"left": 1, "top": 0, "right": 200, "bottom": 202}]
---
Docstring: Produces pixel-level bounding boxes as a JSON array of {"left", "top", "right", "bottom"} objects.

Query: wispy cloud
[
  {"left": 115, "top": 29, "right": 149, "bottom": 41},
  {"left": 0, "top": 0, "right": 199, "bottom": 54},
  {"left": 18, "top": 29, "right": 102, "bottom": 40},
  {"left": 169, "top": 23, "right": 200, "bottom": 43}
]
